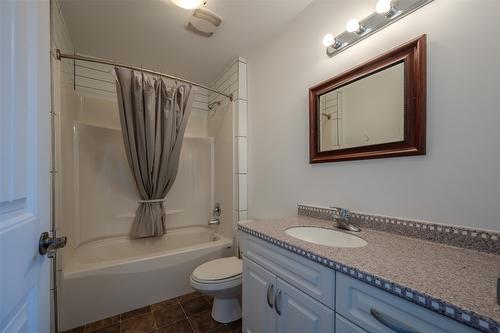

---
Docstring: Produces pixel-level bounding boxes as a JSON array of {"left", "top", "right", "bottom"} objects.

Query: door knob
[{"left": 39, "top": 232, "right": 67, "bottom": 256}]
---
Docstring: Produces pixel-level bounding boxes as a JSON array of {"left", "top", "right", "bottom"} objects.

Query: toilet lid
[{"left": 192, "top": 257, "right": 242, "bottom": 282}]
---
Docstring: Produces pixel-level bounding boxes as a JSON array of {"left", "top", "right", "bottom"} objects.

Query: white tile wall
[
  {"left": 238, "top": 59, "right": 247, "bottom": 101},
  {"left": 238, "top": 211, "right": 248, "bottom": 221},
  {"left": 236, "top": 59, "right": 248, "bottom": 223},
  {"left": 238, "top": 174, "right": 248, "bottom": 210},
  {"left": 51, "top": 0, "right": 73, "bottom": 87},
  {"left": 237, "top": 99, "right": 248, "bottom": 137},
  {"left": 237, "top": 137, "right": 248, "bottom": 174},
  {"left": 72, "top": 60, "right": 209, "bottom": 113},
  {"left": 209, "top": 59, "right": 239, "bottom": 103},
  {"left": 209, "top": 57, "right": 248, "bottom": 253}
]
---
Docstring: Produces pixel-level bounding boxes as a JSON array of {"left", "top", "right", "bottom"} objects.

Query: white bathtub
[{"left": 61, "top": 226, "right": 233, "bottom": 331}]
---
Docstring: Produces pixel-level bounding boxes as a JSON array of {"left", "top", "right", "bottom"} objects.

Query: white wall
[{"left": 247, "top": 0, "right": 500, "bottom": 232}]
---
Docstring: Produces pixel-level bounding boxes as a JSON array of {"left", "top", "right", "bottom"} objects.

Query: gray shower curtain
[{"left": 114, "top": 68, "right": 193, "bottom": 238}]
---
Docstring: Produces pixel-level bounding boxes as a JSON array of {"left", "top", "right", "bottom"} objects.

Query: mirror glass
[{"left": 318, "top": 62, "right": 405, "bottom": 152}]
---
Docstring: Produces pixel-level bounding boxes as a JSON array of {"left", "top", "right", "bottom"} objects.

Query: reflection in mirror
[{"left": 318, "top": 62, "right": 404, "bottom": 152}]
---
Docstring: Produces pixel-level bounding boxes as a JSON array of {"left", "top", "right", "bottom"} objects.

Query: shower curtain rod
[{"left": 55, "top": 49, "right": 234, "bottom": 101}]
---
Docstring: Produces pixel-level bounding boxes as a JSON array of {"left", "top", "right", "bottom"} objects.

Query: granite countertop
[{"left": 238, "top": 216, "right": 500, "bottom": 329}]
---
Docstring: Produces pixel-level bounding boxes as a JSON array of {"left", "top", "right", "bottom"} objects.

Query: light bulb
[
  {"left": 171, "top": 0, "right": 204, "bottom": 9},
  {"left": 322, "top": 34, "right": 335, "bottom": 47},
  {"left": 375, "top": 0, "right": 392, "bottom": 14},
  {"left": 346, "top": 18, "right": 360, "bottom": 33}
]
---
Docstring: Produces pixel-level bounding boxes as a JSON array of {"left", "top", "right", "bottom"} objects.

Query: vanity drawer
[
  {"left": 240, "top": 233, "right": 335, "bottom": 309},
  {"left": 336, "top": 273, "right": 481, "bottom": 333}
]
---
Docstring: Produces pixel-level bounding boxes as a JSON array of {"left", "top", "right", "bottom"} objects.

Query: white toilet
[{"left": 190, "top": 256, "right": 243, "bottom": 323}]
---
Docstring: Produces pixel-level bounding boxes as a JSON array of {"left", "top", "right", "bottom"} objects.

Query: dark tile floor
[{"left": 62, "top": 291, "right": 242, "bottom": 333}]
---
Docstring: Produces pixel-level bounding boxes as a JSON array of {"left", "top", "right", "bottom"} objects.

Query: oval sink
[{"left": 285, "top": 227, "right": 367, "bottom": 248}]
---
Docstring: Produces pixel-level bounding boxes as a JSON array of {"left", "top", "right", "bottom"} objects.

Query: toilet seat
[
  {"left": 190, "top": 274, "right": 242, "bottom": 292},
  {"left": 191, "top": 273, "right": 241, "bottom": 284},
  {"left": 191, "top": 257, "right": 242, "bottom": 284}
]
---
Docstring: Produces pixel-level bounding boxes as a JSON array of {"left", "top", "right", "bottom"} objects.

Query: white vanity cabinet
[
  {"left": 240, "top": 232, "right": 482, "bottom": 333},
  {"left": 243, "top": 258, "right": 334, "bottom": 333}
]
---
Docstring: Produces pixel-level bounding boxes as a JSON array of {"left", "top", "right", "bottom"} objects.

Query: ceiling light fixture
[
  {"left": 171, "top": 0, "right": 205, "bottom": 10},
  {"left": 322, "top": 0, "right": 433, "bottom": 58}
]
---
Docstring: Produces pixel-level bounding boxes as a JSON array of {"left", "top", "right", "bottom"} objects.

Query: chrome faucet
[
  {"left": 332, "top": 207, "right": 361, "bottom": 232},
  {"left": 208, "top": 203, "right": 221, "bottom": 226}
]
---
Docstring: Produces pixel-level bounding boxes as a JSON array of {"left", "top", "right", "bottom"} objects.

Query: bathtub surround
[
  {"left": 247, "top": 0, "right": 500, "bottom": 232},
  {"left": 56, "top": 46, "right": 242, "bottom": 329},
  {"left": 297, "top": 204, "right": 500, "bottom": 255},
  {"left": 57, "top": 86, "right": 215, "bottom": 245},
  {"left": 62, "top": 291, "right": 242, "bottom": 333},
  {"left": 115, "top": 69, "right": 194, "bottom": 238},
  {"left": 238, "top": 217, "right": 500, "bottom": 333}
]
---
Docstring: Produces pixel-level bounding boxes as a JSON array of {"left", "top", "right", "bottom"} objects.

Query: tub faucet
[
  {"left": 208, "top": 218, "right": 220, "bottom": 226},
  {"left": 332, "top": 207, "right": 361, "bottom": 232},
  {"left": 208, "top": 203, "right": 221, "bottom": 226}
]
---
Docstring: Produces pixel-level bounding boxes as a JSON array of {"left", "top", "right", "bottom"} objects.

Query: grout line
[
  {"left": 149, "top": 304, "right": 157, "bottom": 330},
  {"left": 67, "top": 292, "right": 216, "bottom": 333},
  {"left": 178, "top": 298, "right": 197, "bottom": 333}
]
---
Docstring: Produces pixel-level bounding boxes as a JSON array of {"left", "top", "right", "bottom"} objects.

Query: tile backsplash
[{"left": 297, "top": 204, "right": 500, "bottom": 255}]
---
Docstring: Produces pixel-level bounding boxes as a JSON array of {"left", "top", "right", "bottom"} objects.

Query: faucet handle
[
  {"left": 338, "top": 208, "right": 351, "bottom": 219},
  {"left": 213, "top": 203, "right": 221, "bottom": 217},
  {"left": 329, "top": 206, "right": 350, "bottom": 219}
]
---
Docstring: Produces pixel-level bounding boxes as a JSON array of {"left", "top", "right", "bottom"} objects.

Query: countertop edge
[{"left": 238, "top": 223, "right": 499, "bottom": 333}]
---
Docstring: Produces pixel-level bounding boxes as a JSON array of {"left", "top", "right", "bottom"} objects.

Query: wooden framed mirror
[{"left": 309, "top": 35, "right": 426, "bottom": 163}]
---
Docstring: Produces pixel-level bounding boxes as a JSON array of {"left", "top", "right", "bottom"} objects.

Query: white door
[
  {"left": 0, "top": 0, "right": 52, "bottom": 332},
  {"left": 276, "top": 279, "right": 334, "bottom": 333},
  {"left": 242, "top": 258, "right": 277, "bottom": 333}
]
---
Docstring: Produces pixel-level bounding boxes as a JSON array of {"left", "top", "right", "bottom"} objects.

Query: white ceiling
[{"left": 60, "top": 0, "right": 312, "bottom": 85}]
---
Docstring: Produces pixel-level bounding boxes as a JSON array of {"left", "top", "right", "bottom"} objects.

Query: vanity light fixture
[
  {"left": 376, "top": 0, "right": 399, "bottom": 18},
  {"left": 376, "top": 0, "right": 391, "bottom": 14},
  {"left": 171, "top": 0, "right": 206, "bottom": 10},
  {"left": 346, "top": 18, "right": 367, "bottom": 35},
  {"left": 345, "top": 18, "right": 359, "bottom": 32},
  {"left": 323, "top": 0, "right": 433, "bottom": 57},
  {"left": 322, "top": 34, "right": 335, "bottom": 47},
  {"left": 322, "top": 34, "right": 344, "bottom": 49}
]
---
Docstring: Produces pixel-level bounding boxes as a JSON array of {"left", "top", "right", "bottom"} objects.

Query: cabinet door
[
  {"left": 243, "top": 258, "right": 277, "bottom": 333},
  {"left": 276, "top": 278, "right": 334, "bottom": 333},
  {"left": 336, "top": 314, "right": 368, "bottom": 333}
]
